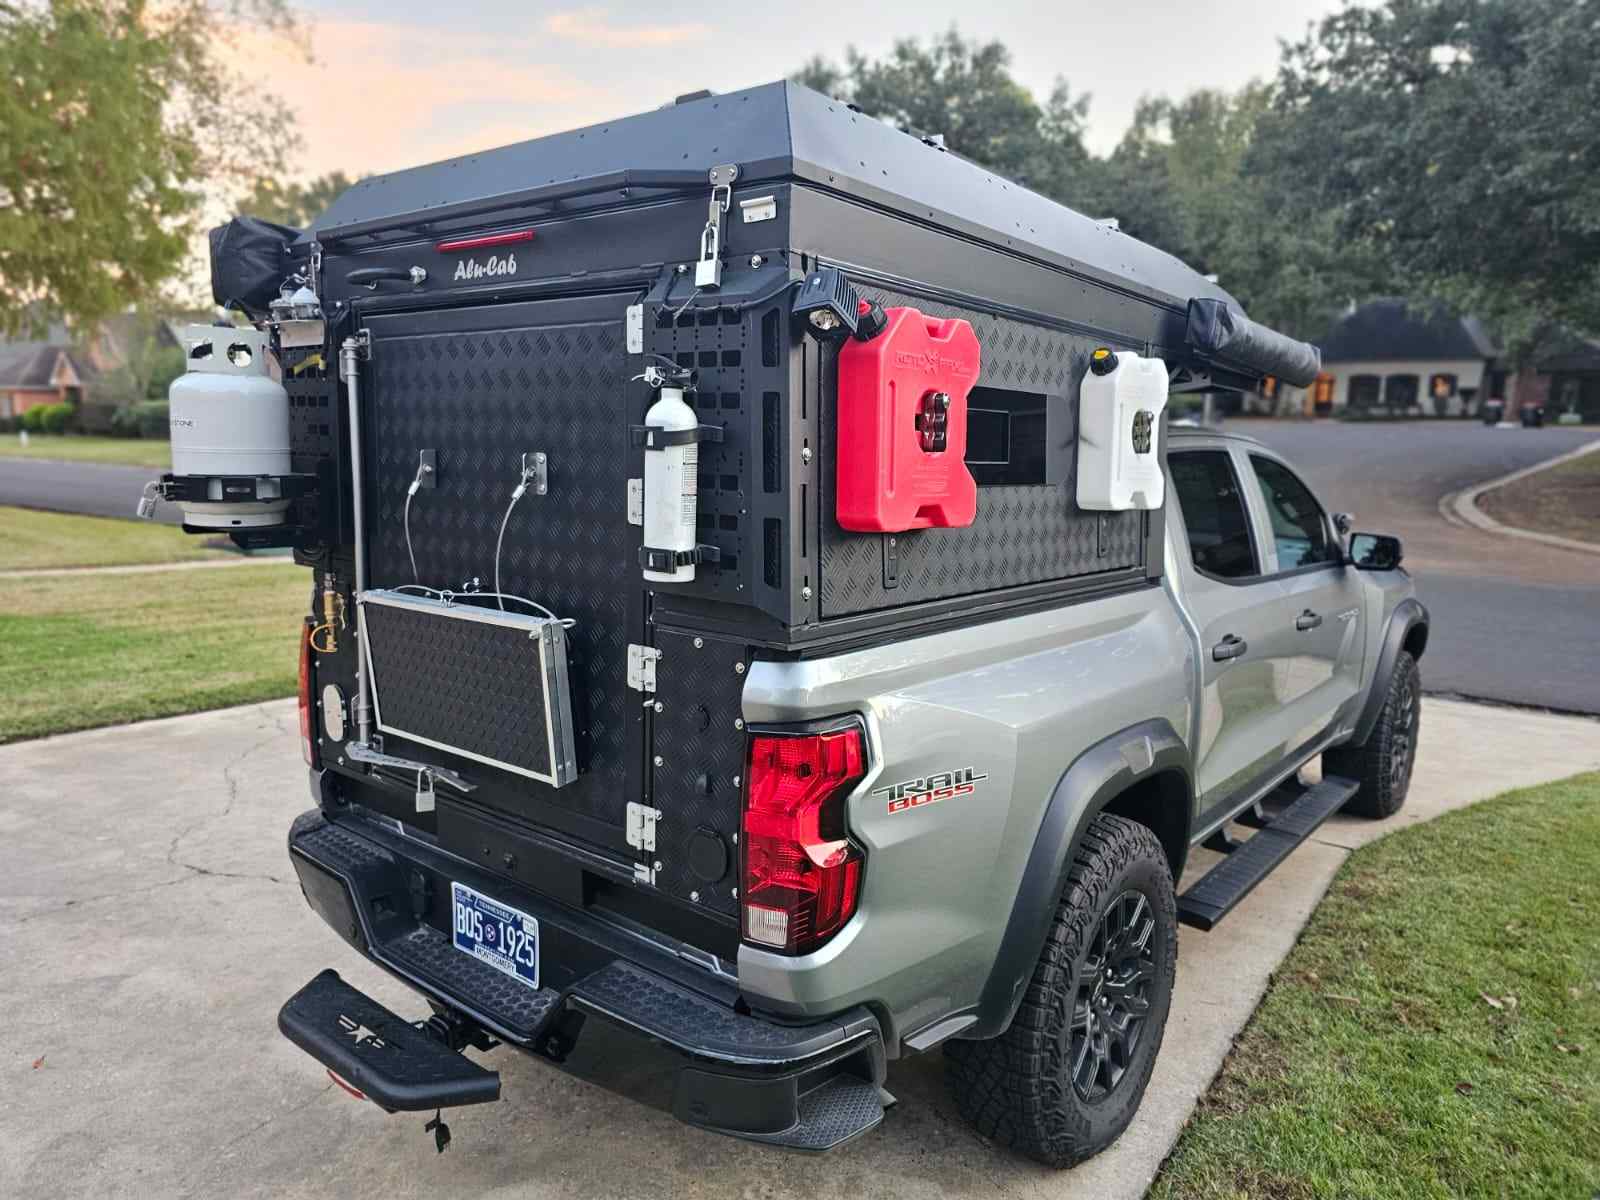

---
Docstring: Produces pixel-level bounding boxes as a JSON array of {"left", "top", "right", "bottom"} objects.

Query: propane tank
[
  {"left": 640, "top": 364, "right": 700, "bottom": 583},
  {"left": 168, "top": 325, "right": 291, "bottom": 528}
]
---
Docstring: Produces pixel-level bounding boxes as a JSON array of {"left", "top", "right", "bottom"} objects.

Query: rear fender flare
[
  {"left": 1351, "top": 598, "right": 1429, "bottom": 746},
  {"left": 967, "top": 718, "right": 1192, "bottom": 1040}
]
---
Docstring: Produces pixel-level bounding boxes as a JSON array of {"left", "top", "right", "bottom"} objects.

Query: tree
[
  {"left": 236, "top": 171, "right": 359, "bottom": 229},
  {"left": 1257, "top": 0, "right": 1600, "bottom": 354},
  {"left": 0, "top": 0, "right": 301, "bottom": 336},
  {"left": 793, "top": 32, "right": 1094, "bottom": 199}
]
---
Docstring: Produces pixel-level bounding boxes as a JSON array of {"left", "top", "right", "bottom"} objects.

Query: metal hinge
[
  {"left": 626, "top": 802, "right": 662, "bottom": 852},
  {"left": 625, "top": 303, "right": 644, "bottom": 354},
  {"left": 626, "top": 643, "right": 661, "bottom": 692},
  {"left": 626, "top": 478, "right": 643, "bottom": 526}
]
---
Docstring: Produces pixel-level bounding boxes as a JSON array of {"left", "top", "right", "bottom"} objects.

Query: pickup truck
[
  {"left": 276, "top": 419, "right": 1425, "bottom": 1165},
  {"left": 166, "top": 82, "right": 1429, "bottom": 1167}
]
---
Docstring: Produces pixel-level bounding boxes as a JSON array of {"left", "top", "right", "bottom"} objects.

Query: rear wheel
[
  {"left": 945, "top": 813, "right": 1177, "bottom": 1167},
  {"left": 1324, "top": 650, "right": 1420, "bottom": 819}
]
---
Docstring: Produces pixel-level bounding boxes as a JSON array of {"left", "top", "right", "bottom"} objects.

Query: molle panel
[
  {"left": 363, "top": 301, "right": 634, "bottom": 829},
  {"left": 649, "top": 629, "right": 746, "bottom": 919},
  {"left": 817, "top": 285, "right": 1145, "bottom": 617},
  {"left": 643, "top": 290, "right": 795, "bottom": 627},
  {"left": 280, "top": 342, "right": 341, "bottom": 539}
]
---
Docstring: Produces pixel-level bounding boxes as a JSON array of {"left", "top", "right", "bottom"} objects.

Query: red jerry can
[{"left": 835, "top": 306, "right": 980, "bottom": 533}]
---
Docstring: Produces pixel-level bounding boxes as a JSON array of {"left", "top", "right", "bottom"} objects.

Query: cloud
[
  {"left": 544, "top": 7, "right": 710, "bottom": 48},
  {"left": 218, "top": 20, "right": 607, "bottom": 180}
]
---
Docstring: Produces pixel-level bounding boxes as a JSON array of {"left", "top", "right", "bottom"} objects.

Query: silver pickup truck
[{"left": 162, "top": 83, "right": 1428, "bottom": 1168}]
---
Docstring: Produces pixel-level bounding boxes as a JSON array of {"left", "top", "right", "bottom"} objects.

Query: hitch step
[
  {"left": 279, "top": 969, "right": 500, "bottom": 1110},
  {"left": 1177, "top": 775, "right": 1360, "bottom": 930}
]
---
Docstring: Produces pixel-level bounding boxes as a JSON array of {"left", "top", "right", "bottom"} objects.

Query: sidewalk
[{"left": 4, "top": 697, "right": 1598, "bottom": 1199}]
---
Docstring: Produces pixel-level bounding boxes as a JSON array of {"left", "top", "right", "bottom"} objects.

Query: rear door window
[
  {"left": 1169, "top": 450, "right": 1259, "bottom": 579},
  {"left": 1248, "top": 455, "right": 1337, "bottom": 570}
]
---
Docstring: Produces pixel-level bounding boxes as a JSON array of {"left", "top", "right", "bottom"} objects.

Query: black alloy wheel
[{"left": 1070, "top": 889, "right": 1157, "bottom": 1102}]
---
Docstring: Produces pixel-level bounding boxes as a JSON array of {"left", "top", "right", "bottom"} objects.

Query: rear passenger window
[
  {"left": 1248, "top": 455, "right": 1337, "bottom": 569},
  {"left": 1170, "top": 451, "right": 1258, "bottom": 579}
]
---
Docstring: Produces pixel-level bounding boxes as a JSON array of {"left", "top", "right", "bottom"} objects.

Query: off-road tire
[
  {"left": 944, "top": 813, "right": 1178, "bottom": 1167},
  {"left": 1324, "top": 651, "right": 1420, "bottom": 819}
]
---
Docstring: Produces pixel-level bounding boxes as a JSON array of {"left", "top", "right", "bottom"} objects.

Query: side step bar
[
  {"left": 279, "top": 969, "right": 501, "bottom": 1110},
  {"left": 1177, "top": 775, "right": 1360, "bottom": 930}
]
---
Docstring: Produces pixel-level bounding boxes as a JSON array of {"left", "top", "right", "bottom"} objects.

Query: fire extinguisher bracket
[
  {"left": 639, "top": 543, "right": 721, "bottom": 572},
  {"left": 629, "top": 423, "right": 725, "bottom": 450}
]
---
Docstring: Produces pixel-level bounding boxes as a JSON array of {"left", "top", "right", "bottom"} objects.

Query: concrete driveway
[{"left": 6, "top": 698, "right": 1600, "bottom": 1198}]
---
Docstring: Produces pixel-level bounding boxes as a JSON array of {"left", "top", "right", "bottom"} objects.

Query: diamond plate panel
[
  {"left": 362, "top": 600, "right": 562, "bottom": 782},
  {"left": 365, "top": 313, "right": 632, "bottom": 825},
  {"left": 650, "top": 630, "right": 746, "bottom": 917},
  {"left": 818, "top": 286, "right": 1145, "bottom": 617}
]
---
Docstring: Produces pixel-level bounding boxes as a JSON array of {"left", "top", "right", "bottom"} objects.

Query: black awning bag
[
  {"left": 1185, "top": 297, "right": 1321, "bottom": 388},
  {"left": 209, "top": 216, "right": 303, "bottom": 317}
]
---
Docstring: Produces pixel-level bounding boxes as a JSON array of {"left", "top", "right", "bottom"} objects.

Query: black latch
[{"left": 628, "top": 424, "right": 726, "bottom": 451}]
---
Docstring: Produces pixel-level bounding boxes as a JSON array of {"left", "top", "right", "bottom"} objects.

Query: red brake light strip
[{"left": 434, "top": 230, "right": 535, "bottom": 253}]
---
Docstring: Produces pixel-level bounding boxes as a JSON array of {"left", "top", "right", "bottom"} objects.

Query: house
[
  {"left": 1309, "top": 299, "right": 1502, "bottom": 418},
  {"left": 1534, "top": 331, "right": 1600, "bottom": 423},
  {"left": 0, "top": 327, "right": 91, "bottom": 420}
]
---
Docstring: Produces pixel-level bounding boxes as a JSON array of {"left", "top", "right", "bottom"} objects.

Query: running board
[{"left": 1177, "top": 775, "right": 1360, "bottom": 931}]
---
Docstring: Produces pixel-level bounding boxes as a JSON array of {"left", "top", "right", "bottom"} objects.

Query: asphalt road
[
  {"left": 0, "top": 457, "right": 180, "bottom": 523},
  {"left": 1237, "top": 420, "right": 1600, "bottom": 714},
  {"left": 7, "top": 697, "right": 1600, "bottom": 1200}
]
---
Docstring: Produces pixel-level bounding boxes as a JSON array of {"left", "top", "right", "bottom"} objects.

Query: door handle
[
  {"left": 1295, "top": 609, "right": 1323, "bottom": 632},
  {"left": 1212, "top": 634, "right": 1248, "bottom": 662}
]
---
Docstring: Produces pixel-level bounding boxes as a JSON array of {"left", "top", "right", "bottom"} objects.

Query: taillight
[
  {"left": 741, "top": 725, "right": 866, "bottom": 954},
  {"left": 298, "top": 622, "right": 317, "bottom": 767}
]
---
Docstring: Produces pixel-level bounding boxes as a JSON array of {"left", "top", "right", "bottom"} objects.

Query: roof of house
[
  {"left": 1318, "top": 299, "right": 1499, "bottom": 364},
  {"left": 0, "top": 341, "right": 69, "bottom": 389},
  {"left": 1535, "top": 329, "right": 1600, "bottom": 373}
]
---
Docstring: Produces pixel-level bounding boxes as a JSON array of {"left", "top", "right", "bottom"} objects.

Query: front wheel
[
  {"left": 1324, "top": 650, "right": 1421, "bottom": 819},
  {"left": 945, "top": 813, "right": 1178, "bottom": 1167}
]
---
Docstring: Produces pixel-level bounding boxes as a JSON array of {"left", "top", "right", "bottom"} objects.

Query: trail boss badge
[{"left": 875, "top": 767, "right": 989, "bottom": 814}]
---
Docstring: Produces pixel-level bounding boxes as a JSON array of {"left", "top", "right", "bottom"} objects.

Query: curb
[{"left": 1440, "top": 439, "right": 1600, "bottom": 556}]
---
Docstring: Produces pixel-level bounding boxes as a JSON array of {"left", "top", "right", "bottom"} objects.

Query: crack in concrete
[
  {"left": 188, "top": 1082, "right": 336, "bottom": 1185},
  {"left": 164, "top": 721, "right": 293, "bottom": 887}
]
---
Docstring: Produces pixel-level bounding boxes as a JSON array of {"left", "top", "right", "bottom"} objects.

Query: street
[
  {"left": 5, "top": 697, "right": 1599, "bottom": 1200},
  {"left": 1238, "top": 421, "right": 1599, "bottom": 713},
  {"left": 0, "top": 457, "right": 179, "bottom": 523}
]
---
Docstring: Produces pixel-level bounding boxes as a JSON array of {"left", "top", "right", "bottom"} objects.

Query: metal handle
[
  {"left": 1212, "top": 635, "right": 1248, "bottom": 662},
  {"left": 345, "top": 267, "right": 413, "bottom": 289},
  {"left": 1295, "top": 610, "right": 1323, "bottom": 632}
]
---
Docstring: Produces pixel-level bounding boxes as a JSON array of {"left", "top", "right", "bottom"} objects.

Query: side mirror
[
  {"left": 1348, "top": 532, "right": 1403, "bottom": 570},
  {"left": 1333, "top": 511, "right": 1353, "bottom": 536}
]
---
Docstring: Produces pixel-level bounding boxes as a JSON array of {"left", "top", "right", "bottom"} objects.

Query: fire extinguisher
[{"left": 635, "top": 359, "right": 709, "bottom": 583}]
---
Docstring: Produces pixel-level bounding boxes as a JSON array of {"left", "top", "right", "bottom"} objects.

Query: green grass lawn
[
  {"left": 0, "top": 564, "right": 306, "bottom": 742},
  {"left": 0, "top": 505, "right": 233, "bottom": 570},
  {"left": 1152, "top": 772, "right": 1600, "bottom": 1200},
  {"left": 0, "top": 433, "right": 171, "bottom": 467}
]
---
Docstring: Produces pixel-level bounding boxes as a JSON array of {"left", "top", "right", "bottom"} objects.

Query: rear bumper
[{"left": 284, "top": 808, "right": 888, "bottom": 1150}]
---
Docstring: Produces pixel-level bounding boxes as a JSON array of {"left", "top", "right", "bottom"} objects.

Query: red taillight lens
[
  {"left": 298, "top": 623, "right": 316, "bottom": 767},
  {"left": 433, "top": 229, "right": 535, "bottom": 252},
  {"left": 741, "top": 726, "right": 866, "bottom": 954}
]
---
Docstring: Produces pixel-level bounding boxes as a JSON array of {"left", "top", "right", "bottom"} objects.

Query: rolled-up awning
[{"left": 1185, "top": 298, "right": 1321, "bottom": 388}]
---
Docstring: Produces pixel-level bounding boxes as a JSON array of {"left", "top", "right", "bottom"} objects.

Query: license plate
[{"left": 450, "top": 882, "right": 540, "bottom": 990}]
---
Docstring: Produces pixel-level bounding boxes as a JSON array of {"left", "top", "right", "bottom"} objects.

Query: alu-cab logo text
[{"left": 453, "top": 252, "right": 518, "bottom": 282}]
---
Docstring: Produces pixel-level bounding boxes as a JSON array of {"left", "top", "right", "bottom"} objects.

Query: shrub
[
  {"left": 38, "top": 402, "right": 75, "bottom": 434},
  {"left": 131, "top": 400, "right": 170, "bottom": 438},
  {"left": 20, "top": 405, "right": 47, "bottom": 433}
]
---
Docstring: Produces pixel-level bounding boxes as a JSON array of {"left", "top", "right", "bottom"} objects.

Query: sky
[{"left": 227, "top": 0, "right": 1350, "bottom": 184}]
